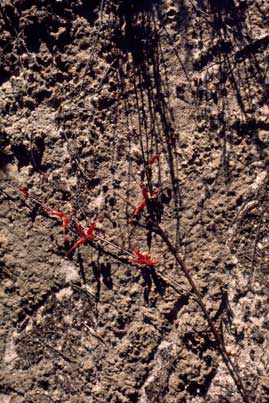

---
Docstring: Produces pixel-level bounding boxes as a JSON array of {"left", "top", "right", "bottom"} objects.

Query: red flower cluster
[
  {"left": 43, "top": 207, "right": 70, "bottom": 241},
  {"left": 128, "top": 182, "right": 158, "bottom": 224},
  {"left": 68, "top": 223, "right": 96, "bottom": 254},
  {"left": 129, "top": 246, "right": 159, "bottom": 266}
]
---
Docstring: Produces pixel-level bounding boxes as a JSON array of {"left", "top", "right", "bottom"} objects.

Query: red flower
[
  {"left": 42, "top": 206, "right": 70, "bottom": 240},
  {"left": 68, "top": 237, "right": 88, "bottom": 254},
  {"left": 62, "top": 217, "right": 70, "bottom": 241},
  {"left": 139, "top": 181, "right": 149, "bottom": 199},
  {"left": 148, "top": 153, "right": 160, "bottom": 166},
  {"left": 128, "top": 200, "right": 146, "bottom": 224},
  {"left": 86, "top": 223, "right": 96, "bottom": 240},
  {"left": 128, "top": 181, "right": 158, "bottom": 224},
  {"left": 68, "top": 223, "right": 96, "bottom": 254},
  {"left": 129, "top": 246, "right": 159, "bottom": 266},
  {"left": 74, "top": 220, "right": 87, "bottom": 236},
  {"left": 19, "top": 188, "right": 29, "bottom": 198}
]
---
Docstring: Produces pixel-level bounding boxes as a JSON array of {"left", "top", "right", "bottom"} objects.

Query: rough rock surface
[{"left": 0, "top": 1, "right": 269, "bottom": 402}]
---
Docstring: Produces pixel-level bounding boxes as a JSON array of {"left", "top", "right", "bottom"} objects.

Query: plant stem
[{"left": 156, "top": 224, "right": 250, "bottom": 403}]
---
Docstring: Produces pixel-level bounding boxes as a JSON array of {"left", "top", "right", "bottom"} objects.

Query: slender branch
[{"left": 155, "top": 224, "right": 250, "bottom": 403}]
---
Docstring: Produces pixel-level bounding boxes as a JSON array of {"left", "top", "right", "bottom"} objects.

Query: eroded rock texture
[{"left": 0, "top": 1, "right": 269, "bottom": 402}]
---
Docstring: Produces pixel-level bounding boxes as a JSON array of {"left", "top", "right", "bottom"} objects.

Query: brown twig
[
  {"left": 249, "top": 216, "right": 262, "bottom": 285},
  {"left": 80, "top": 0, "right": 105, "bottom": 91},
  {"left": 84, "top": 324, "right": 108, "bottom": 347},
  {"left": 155, "top": 224, "right": 250, "bottom": 403},
  {"left": 41, "top": 341, "right": 78, "bottom": 364}
]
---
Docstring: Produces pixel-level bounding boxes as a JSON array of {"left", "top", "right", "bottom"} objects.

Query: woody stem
[{"left": 156, "top": 224, "right": 249, "bottom": 403}]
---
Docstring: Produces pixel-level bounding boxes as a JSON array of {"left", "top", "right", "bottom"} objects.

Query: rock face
[{"left": 0, "top": 1, "right": 269, "bottom": 402}]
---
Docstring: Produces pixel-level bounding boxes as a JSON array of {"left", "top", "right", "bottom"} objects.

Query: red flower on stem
[
  {"left": 42, "top": 206, "right": 70, "bottom": 241},
  {"left": 128, "top": 199, "right": 147, "bottom": 224},
  {"left": 19, "top": 188, "right": 30, "bottom": 198},
  {"left": 74, "top": 220, "right": 86, "bottom": 237},
  {"left": 129, "top": 246, "right": 159, "bottom": 266},
  {"left": 68, "top": 223, "right": 96, "bottom": 254},
  {"left": 62, "top": 217, "right": 70, "bottom": 241},
  {"left": 148, "top": 153, "right": 160, "bottom": 166},
  {"left": 128, "top": 181, "right": 158, "bottom": 224},
  {"left": 139, "top": 181, "right": 149, "bottom": 199}
]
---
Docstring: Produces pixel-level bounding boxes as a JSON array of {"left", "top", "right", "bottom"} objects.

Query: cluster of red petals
[
  {"left": 68, "top": 223, "right": 96, "bottom": 254},
  {"left": 129, "top": 246, "right": 159, "bottom": 266},
  {"left": 128, "top": 199, "right": 147, "bottom": 224},
  {"left": 17, "top": 186, "right": 98, "bottom": 254},
  {"left": 16, "top": 163, "right": 161, "bottom": 265},
  {"left": 139, "top": 181, "right": 149, "bottom": 199},
  {"left": 43, "top": 206, "right": 70, "bottom": 241},
  {"left": 128, "top": 181, "right": 158, "bottom": 224},
  {"left": 128, "top": 154, "right": 160, "bottom": 224},
  {"left": 18, "top": 188, "right": 70, "bottom": 239}
]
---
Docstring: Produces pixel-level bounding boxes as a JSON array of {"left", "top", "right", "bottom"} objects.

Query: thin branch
[{"left": 155, "top": 224, "right": 250, "bottom": 403}]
